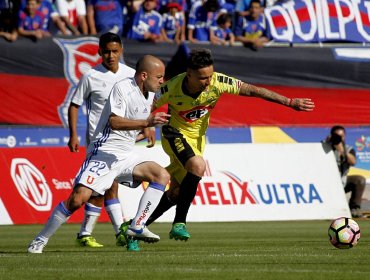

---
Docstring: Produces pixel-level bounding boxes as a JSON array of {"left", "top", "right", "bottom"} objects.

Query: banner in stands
[
  {"left": 0, "top": 144, "right": 350, "bottom": 224},
  {"left": 0, "top": 38, "right": 369, "bottom": 127},
  {"left": 266, "top": 0, "right": 370, "bottom": 43}
]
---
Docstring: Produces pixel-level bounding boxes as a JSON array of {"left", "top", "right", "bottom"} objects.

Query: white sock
[
  {"left": 79, "top": 202, "right": 101, "bottom": 237},
  {"left": 36, "top": 202, "right": 71, "bottom": 242},
  {"left": 131, "top": 182, "right": 165, "bottom": 229},
  {"left": 104, "top": 199, "right": 123, "bottom": 235}
]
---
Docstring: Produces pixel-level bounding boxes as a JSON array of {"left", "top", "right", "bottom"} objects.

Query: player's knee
[
  {"left": 186, "top": 157, "right": 206, "bottom": 177},
  {"left": 66, "top": 196, "right": 84, "bottom": 213},
  {"left": 155, "top": 168, "right": 170, "bottom": 186},
  {"left": 68, "top": 185, "right": 93, "bottom": 211}
]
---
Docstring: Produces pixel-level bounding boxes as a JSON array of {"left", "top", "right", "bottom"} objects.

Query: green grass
[{"left": 1, "top": 221, "right": 370, "bottom": 279}]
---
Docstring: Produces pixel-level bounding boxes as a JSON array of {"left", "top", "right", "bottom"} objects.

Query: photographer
[{"left": 324, "top": 125, "right": 366, "bottom": 218}]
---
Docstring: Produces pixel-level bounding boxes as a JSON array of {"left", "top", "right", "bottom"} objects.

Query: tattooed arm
[{"left": 239, "top": 83, "right": 315, "bottom": 112}]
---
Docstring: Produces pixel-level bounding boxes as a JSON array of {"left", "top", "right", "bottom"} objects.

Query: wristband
[{"left": 288, "top": 98, "right": 294, "bottom": 107}]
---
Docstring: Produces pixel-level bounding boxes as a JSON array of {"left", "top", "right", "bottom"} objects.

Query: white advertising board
[
  {"left": 0, "top": 198, "right": 13, "bottom": 225},
  {"left": 119, "top": 143, "right": 350, "bottom": 222}
]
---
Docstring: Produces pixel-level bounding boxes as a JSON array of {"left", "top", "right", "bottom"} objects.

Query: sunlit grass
[{"left": 0, "top": 221, "right": 369, "bottom": 279}]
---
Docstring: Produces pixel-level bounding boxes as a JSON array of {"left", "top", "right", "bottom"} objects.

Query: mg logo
[{"left": 10, "top": 158, "right": 52, "bottom": 211}]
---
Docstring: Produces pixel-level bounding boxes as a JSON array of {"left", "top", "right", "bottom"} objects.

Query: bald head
[
  {"left": 135, "top": 55, "right": 165, "bottom": 94},
  {"left": 135, "top": 55, "right": 164, "bottom": 73}
]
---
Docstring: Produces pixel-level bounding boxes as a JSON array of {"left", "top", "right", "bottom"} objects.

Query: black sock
[
  {"left": 146, "top": 191, "right": 175, "bottom": 226},
  {"left": 173, "top": 172, "right": 202, "bottom": 224}
]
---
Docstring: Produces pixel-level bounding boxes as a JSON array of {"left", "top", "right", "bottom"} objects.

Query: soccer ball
[{"left": 328, "top": 217, "right": 360, "bottom": 249}]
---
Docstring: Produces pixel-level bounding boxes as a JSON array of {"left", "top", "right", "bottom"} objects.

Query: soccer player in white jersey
[
  {"left": 28, "top": 55, "right": 170, "bottom": 254},
  {"left": 67, "top": 32, "right": 150, "bottom": 251}
]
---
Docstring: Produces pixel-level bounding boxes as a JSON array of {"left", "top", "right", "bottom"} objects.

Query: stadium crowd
[{"left": 0, "top": 0, "right": 284, "bottom": 48}]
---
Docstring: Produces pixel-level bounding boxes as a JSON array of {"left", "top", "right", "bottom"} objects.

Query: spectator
[
  {"left": 236, "top": 0, "right": 265, "bottom": 17},
  {"left": 323, "top": 125, "right": 366, "bottom": 218},
  {"left": 158, "top": 0, "right": 187, "bottom": 14},
  {"left": 187, "top": 0, "right": 224, "bottom": 43},
  {"left": 0, "top": 0, "right": 19, "bottom": 42},
  {"left": 87, "top": 0, "right": 125, "bottom": 35},
  {"left": 127, "top": 0, "right": 163, "bottom": 42},
  {"left": 211, "top": 13, "right": 234, "bottom": 45},
  {"left": 55, "top": 0, "right": 88, "bottom": 35},
  {"left": 234, "top": 0, "right": 269, "bottom": 49},
  {"left": 18, "top": 0, "right": 51, "bottom": 40},
  {"left": 220, "top": 0, "right": 236, "bottom": 14},
  {"left": 161, "top": 2, "right": 185, "bottom": 44},
  {"left": 20, "top": 0, "right": 69, "bottom": 35}
]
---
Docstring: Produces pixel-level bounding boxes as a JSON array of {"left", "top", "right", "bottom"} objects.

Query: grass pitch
[{"left": 0, "top": 221, "right": 370, "bottom": 280}]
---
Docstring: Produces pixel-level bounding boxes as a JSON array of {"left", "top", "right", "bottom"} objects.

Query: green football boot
[
  {"left": 127, "top": 239, "right": 140, "bottom": 252},
  {"left": 118, "top": 220, "right": 141, "bottom": 251},
  {"left": 116, "top": 232, "right": 127, "bottom": 246},
  {"left": 169, "top": 223, "right": 190, "bottom": 241}
]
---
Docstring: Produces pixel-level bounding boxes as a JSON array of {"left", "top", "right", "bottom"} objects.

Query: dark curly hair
[{"left": 187, "top": 48, "right": 214, "bottom": 70}]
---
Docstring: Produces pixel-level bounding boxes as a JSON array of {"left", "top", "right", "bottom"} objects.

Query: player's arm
[
  {"left": 67, "top": 103, "right": 80, "bottom": 152},
  {"left": 238, "top": 82, "right": 315, "bottom": 112},
  {"left": 109, "top": 112, "right": 170, "bottom": 130}
]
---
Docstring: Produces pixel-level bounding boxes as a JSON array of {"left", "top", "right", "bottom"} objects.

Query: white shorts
[{"left": 74, "top": 150, "right": 149, "bottom": 195}]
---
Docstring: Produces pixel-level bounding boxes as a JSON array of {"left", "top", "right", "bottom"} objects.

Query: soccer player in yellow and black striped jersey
[{"left": 146, "top": 48, "right": 315, "bottom": 241}]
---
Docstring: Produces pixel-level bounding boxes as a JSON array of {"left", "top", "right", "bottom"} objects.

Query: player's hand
[
  {"left": 147, "top": 112, "right": 170, "bottom": 127},
  {"left": 146, "top": 127, "right": 156, "bottom": 148},
  {"left": 289, "top": 98, "right": 315, "bottom": 111},
  {"left": 68, "top": 135, "right": 80, "bottom": 152}
]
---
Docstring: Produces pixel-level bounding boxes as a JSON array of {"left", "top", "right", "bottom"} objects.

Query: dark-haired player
[
  {"left": 146, "top": 48, "right": 315, "bottom": 241},
  {"left": 67, "top": 32, "right": 142, "bottom": 251}
]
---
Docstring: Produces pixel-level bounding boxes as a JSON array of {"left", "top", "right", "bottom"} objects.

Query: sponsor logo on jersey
[
  {"left": 86, "top": 176, "right": 95, "bottom": 184},
  {"left": 53, "top": 37, "right": 101, "bottom": 127},
  {"left": 179, "top": 105, "right": 213, "bottom": 123},
  {"left": 10, "top": 158, "right": 52, "bottom": 211}
]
